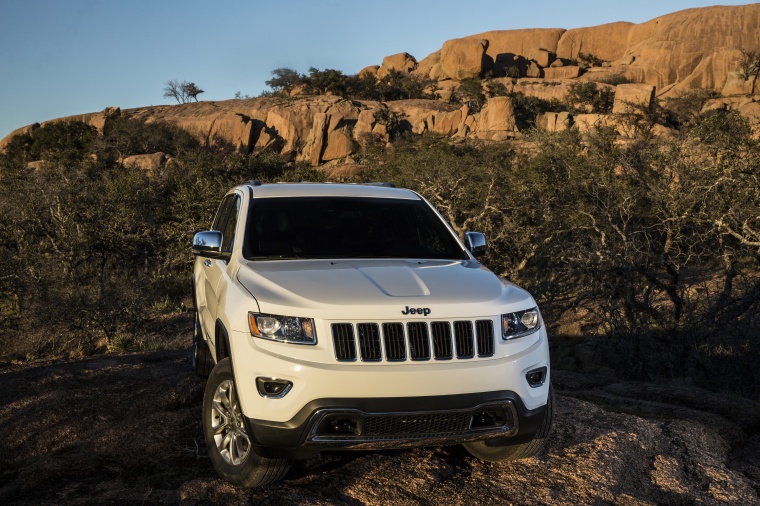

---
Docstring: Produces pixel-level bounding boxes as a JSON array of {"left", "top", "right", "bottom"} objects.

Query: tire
[
  {"left": 202, "top": 358, "right": 291, "bottom": 487},
  {"left": 192, "top": 311, "right": 214, "bottom": 377},
  {"left": 463, "top": 386, "right": 554, "bottom": 462}
]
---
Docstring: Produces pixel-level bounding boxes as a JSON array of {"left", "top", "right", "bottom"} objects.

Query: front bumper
[
  {"left": 246, "top": 390, "right": 548, "bottom": 459},
  {"left": 227, "top": 326, "right": 550, "bottom": 459}
]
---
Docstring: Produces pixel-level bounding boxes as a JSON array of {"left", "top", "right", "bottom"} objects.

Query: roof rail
[
  {"left": 246, "top": 179, "right": 262, "bottom": 186},
  {"left": 363, "top": 182, "right": 396, "bottom": 188}
]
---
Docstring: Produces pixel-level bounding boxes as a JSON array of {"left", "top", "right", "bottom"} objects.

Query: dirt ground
[{"left": 0, "top": 350, "right": 758, "bottom": 505}]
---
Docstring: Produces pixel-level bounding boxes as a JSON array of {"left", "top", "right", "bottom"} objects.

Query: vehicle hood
[{"left": 237, "top": 259, "right": 535, "bottom": 319}]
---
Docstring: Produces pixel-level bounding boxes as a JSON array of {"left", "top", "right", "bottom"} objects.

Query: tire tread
[
  {"left": 202, "top": 358, "right": 291, "bottom": 488},
  {"left": 463, "top": 386, "right": 554, "bottom": 462}
]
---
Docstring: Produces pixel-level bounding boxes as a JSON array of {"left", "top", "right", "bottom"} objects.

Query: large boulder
[
  {"left": 413, "top": 4, "right": 760, "bottom": 95},
  {"left": 722, "top": 69, "right": 754, "bottom": 96},
  {"left": 414, "top": 50, "right": 442, "bottom": 80},
  {"left": 439, "top": 38, "right": 489, "bottom": 80},
  {"left": 378, "top": 52, "right": 417, "bottom": 78},
  {"left": 476, "top": 97, "right": 517, "bottom": 140},
  {"left": 39, "top": 106, "right": 120, "bottom": 135},
  {"left": 625, "top": 5, "right": 760, "bottom": 94},
  {"left": 534, "top": 49, "right": 554, "bottom": 68},
  {"left": 512, "top": 79, "right": 579, "bottom": 102},
  {"left": 133, "top": 101, "right": 257, "bottom": 150},
  {"left": 472, "top": 28, "right": 566, "bottom": 67},
  {"left": 121, "top": 152, "right": 167, "bottom": 172},
  {"left": 352, "top": 109, "right": 377, "bottom": 140},
  {"left": 358, "top": 65, "right": 380, "bottom": 78},
  {"left": 0, "top": 123, "right": 39, "bottom": 152},
  {"left": 434, "top": 80, "right": 460, "bottom": 102},
  {"left": 612, "top": 84, "right": 656, "bottom": 114},
  {"left": 387, "top": 100, "right": 465, "bottom": 135},
  {"left": 322, "top": 114, "right": 356, "bottom": 162},
  {"left": 543, "top": 66, "right": 582, "bottom": 80},
  {"left": 556, "top": 22, "right": 634, "bottom": 62},
  {"left": 537, "top": 112, "right": 572, "bottom": 132},
  {"left": 301, "top": 113, "right": 329, "bottom": 165}
]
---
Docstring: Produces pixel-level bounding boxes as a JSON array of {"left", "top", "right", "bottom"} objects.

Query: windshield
[{"left": 243, "top": 196, "right": 468, "bottom": 260}]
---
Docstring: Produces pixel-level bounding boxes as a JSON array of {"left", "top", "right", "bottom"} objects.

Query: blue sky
[{"left": 0, "top": 0, "right": 755, "bottom": 139}]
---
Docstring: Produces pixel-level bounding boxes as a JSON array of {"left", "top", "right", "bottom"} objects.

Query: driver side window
[{"left": 211, "top": 194, "right": 241, "bottom": 255}]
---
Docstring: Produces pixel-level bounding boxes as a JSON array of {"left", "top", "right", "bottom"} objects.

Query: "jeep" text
[{"left": 401, "top": 306, "right": 431, "bottom": 316}]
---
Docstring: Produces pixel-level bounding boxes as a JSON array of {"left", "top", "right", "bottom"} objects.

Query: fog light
[
  {"left": 256, "top": 377, "right": 293, "bottom": 398},
  {"left": 526, "top": 367, "right": 547, "bottom": 388},
  {"left": 471, "top": 408, "right": 508, "bottom": 429},
  {"left": 329, "top": 418, "right": 359, "bottom": 435}
]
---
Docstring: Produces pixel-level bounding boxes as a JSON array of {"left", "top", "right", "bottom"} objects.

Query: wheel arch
[{"left": 215, "top": 319, "right": 232, "bottom": 361}]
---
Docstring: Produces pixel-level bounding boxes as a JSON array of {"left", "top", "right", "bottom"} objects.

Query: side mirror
[
  {"left": 192, "top": 231, "right": 226, "bottom": 258},
  {"left": 464, "top": 232, "right": 487, "bottom": 258}
]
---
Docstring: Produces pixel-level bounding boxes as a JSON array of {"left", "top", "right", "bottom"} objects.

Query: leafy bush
[
  {"left": 565, "top": 82, "right": 614, "bottom": 113},
  {"left": 455, "top": 78, "right": 486, "bottom": 109},
  {"left": 355, "top": 126, "right": 760, "bottom": 399},
  {"left": 685, "top": 109, "right": 752, "bottom": 149},
  {"left": 508, "top": 92, "right": 565, "bottom": 123},
  {"left": 2, "top": 101, "right": 760, "bottom": 402},
  {"left": 660, "top": 89, "right": 721, "bottom": 128},
  {"left": 577, "top": 51, "right": 604, "bottom": 68},
  {"left": 265, "top": 68, "right": 305, "bottom": 93},
  {"left": 0, "top": 120, "right": 295, "bottom": 359},
  {"left": 264, "top": 67, "right": 435, "bottom": 101}
]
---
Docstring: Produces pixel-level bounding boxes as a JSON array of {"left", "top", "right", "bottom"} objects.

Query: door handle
[{"left": 203, "top": 259, "right": 211, "bottom": 267}]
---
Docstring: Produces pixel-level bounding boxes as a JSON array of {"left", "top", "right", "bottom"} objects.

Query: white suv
[{"left": 192, "top": 182, "right": 552, "bottom": 487}]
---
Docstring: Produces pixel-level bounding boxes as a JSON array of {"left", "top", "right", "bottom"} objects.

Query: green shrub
[
  {"left": 577, "top": 51, "right": 604, "bottom": 68},
  {"left": 565, "top": 82, "right": 614, "bottom": 113},
  {"left": 355, "top": 128, "right": 760, "bottom": 400},
  {"left": 2, "top": 99, "right": 760, "bottom": 402}
]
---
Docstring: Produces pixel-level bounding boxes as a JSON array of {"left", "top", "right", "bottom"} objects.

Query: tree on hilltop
[
  {"left": 163, "top": 80, "right": 205, "bottom": 104},
  {"left": 265, "top": 68, "right": 304, "bottom": 93}
]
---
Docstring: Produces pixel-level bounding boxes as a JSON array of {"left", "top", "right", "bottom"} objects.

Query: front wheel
[
  {"left": 463, "top": 386, "right": 554, "bottom": 462},
  {"left": 202, "top": 358, "right": 290, "bottom": 487}
]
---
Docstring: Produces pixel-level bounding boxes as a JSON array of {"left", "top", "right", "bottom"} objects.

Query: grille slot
[
  {"left": 454, "top": 321, "right": 475, "bottom": 359},
  {"left": 382, "top": 323, "right": 406, "bottom": 361},
  {"left": 430, "top": 322, "right": 453, "bottom": 360},
  {"left": 332, "top": 323, "right": 356, "bottom": 361},
  {"left": 407, "top": 322, "right": 430, "bottom": 360},
  {"left": 358, "top": 323, "right": 382, "bottom": 361},
  {"left": 310, "top": 403, "right": 516, "bottom": 444},
  {"left": 476, "top": 319, "right": 494, "bottom": 357},
  {"left": 363, "top": 412, "right": 471, "bottom": 437},
  {"left": 332, "top": 319, "right": 494, "bottom": 363}
]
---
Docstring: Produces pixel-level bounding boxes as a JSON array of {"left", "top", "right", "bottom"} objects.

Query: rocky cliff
[
  {"left": 409, "top": 4, "right": 760, "bottom": 97},
  {"left": 2, "top": 4, "right": 760, "bottom": 165}
]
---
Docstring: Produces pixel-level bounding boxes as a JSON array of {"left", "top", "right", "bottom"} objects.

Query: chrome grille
[
  {"left": 382, "top": 323, "right": 406, "bottom": 361},
  {"left": 332, "top": 319, "right": 495, "bottom": 362},
  {"left": 431, "top": 322, "right": 453, "bottom": 360},
  {"left": 407, "top": 322, "right": 430, "bottom": 360},
  {"left": 357, "top": 323, "right": 381, "bottom": 361},
  {"left": 332, "top": 323, "right": 356, "bottom": 361},
  {"left": 476, "top": 320, "right": 495, "bottom": 357},
  {"left": 454, "top": 321, "right": 474, "bottom": 359}
]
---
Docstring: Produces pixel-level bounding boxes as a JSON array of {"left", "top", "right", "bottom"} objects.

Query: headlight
[
  {"left": 502, "top": 307, "right": 541, "bottom": 340},
  {"left": 248, "top": 312, "right": 317, "bottom": 345}
]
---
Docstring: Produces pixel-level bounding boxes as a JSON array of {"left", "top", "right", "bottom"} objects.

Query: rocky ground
[{"left": 0, "top": 350, "right": 758, "bottom": 505}]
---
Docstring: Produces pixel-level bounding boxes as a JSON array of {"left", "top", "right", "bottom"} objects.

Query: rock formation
[
  {"left": 408, "top": 4, "right": 760, "bottom": 96},
  {"left": 2, "top": 4, "right": 760, "bottom": 162}
]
